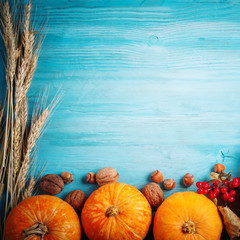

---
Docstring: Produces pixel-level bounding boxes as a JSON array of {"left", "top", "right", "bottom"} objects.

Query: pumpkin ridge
[
  {"left": 18, "top": 204, "right": 36, "bottom": 223},
  {"left": 116, "top": 214, "right": 142, "bottom": 240},
  {"left": 159, "top": 201, "right": 185, "bottom": 223},
  {"left": 44, "top": 199, "right": 66, "bottom": 225},
  {"left": 195, "top": 232, "right": 209, "bottom": 240},
  {"left": 106, "top": 216, "right": 114, "bottom": 240},
  {"left": 115, "top": 192, "right": 143, "bottom": 207},
  {"left": 47, "top": 230, "right": 72, "bottom": 240},
  {"left": 36, "top": 196, "right": 43, "bottom": 223},
  {"left": 114, "top": 183, "right": 127, "bottom": 205}
]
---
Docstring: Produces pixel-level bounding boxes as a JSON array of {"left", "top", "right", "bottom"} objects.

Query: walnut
[
  {"left": 65, "top": 190, "right": 86, "bottom": 212},
  {"left": 142, "top": 182, "right": 164, "bottom": 209},
  {"left": 96, "top": 167, "right": 119, "bottom": 186},
  {"left": 40, "top": 174, "right": 64, "bottom": 195}
]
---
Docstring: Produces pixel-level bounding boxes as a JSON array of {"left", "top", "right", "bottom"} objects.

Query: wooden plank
[{"left": 26, "top": 0, "right": 240, "bottom": 210}]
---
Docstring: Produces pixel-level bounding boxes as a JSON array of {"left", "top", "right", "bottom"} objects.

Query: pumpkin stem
[
  {"left": 22, "top": 222, "right": 48, "bottom": 240},
  {"left": 106, "top": 205, "right": 118, "bottom": 217},
  {"left": 182, "top": 220, "right": 196, "bottom": 234}
]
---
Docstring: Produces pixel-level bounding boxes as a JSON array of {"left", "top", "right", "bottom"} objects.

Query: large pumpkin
[
  {"left": 153, "top": 191, "right": 223, "bottom": 240},
  {"left": 4, "top": 195, "right": 81, "bottom": 240},
  {"left": 81, "top": 182, "right": 152, "bottom": 240}
]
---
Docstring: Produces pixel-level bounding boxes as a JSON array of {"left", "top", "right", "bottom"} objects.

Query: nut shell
[
  {"left": 86, "top": 172, "right": 96, "bottom": 184},
  {"left": 96, "top": 167, "right": 119, "bottom": 186},
  {"left": 142, "top": 182, "right": 164, "bottom": 209},
  {"left": 151, "top": 170, "right": 164, "bottom": 183},
  {"left": 40, "top": 174, "right": 64, "bottom": 195},
  {"left": 183, "top": 173, "right": 194, "bottom": 187},
  {"left": 61, "top": 172, "right": 74, "bottom": 184},
  {"left": 163, "top": 178, "right": 176, "bottom": 190},
  {"left": 65, "top": 189, "right": 86, "bottom": 212},
  {"left": 214, "top": 163, "right": 226, "bottom": 173}
]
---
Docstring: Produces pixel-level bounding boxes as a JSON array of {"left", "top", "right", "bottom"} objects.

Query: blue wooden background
[{"left": 24, "top": 0, "right": 240, "bottom": 202}]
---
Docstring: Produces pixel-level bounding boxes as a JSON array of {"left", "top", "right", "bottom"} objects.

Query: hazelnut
[
  {"left": 40, "top": 174, "right": 64, "bottom": 195},
  {"left": 151, "top": 170, "right": 164, "bottom": 183},
  {"left": 163, "top": 178, "right": 176, "bottom": 190},
  {"left": 65, "top": 189, "right": 86, "bottom": 213},
  {"left": 214, "top": 163, "right": 226, "bottom": 173},
  {"left": 86, "top": 172, "right": 96, "bottom": 184},
  {"left": 61, "top": 171, "right": 73, "bottom": 184},
  {"left": 183, "top": 173, "right": 194, "bottom": 187},
  {"left": 96, "top": 167, "right": 119, "bottom": 186},
  {"left": 142, "top": 182, "right": 164, "bottom": 209}
]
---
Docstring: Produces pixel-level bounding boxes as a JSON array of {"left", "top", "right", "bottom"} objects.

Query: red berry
[
  {"left": 202, "top": 182, "right": 209, "bottom": 189},
  {"left": 230, "top": 190, "right": 236, "bottom": 197},
  {"left": 196, "top": 182, "right": 202, "bottom": 188},
  {"left": 229, "top": 182, "right": 234, "bottom": 189},
  {"left": 203, "top": 189, "right": 209, "bottom": 195},
  {"left": 209, "top": 191, "right": 217, "bottom": 199},
  {"left": 233, "top": 177, "right": 239, "bottom": 183},
  {"left": 221, "top": 187, "right": 228, "bottom": 194},
  {"left": 197, "top": 188, "right": 204, "bottom": 194},
  {"left": 223, "top": 180, "right": 228, "bottom": 185},
  {"left": 223, "top": 192, "right": 230, "bottom": 201},
  {"left": 228, "top": 196, "right": 235, "bottom": 203},
  {"left": 233, "top": 181, "right": 239, "bottom": 188},
  {"left": 214, "top": 187, "right": 220, "bottom": 194},
  {"left": 213, "top": 180, "right": 220, "bottom": 186}
]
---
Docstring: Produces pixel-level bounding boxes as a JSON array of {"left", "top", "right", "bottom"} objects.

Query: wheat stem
[
  {"left": 21, "top": 176, "right": 35, "bottom": 201},
  {"left": 13, "top": 116, "right": 21, "bottom": 182},
  {"left": 16, "top": 108, "right": 49, "bottom": 199}
]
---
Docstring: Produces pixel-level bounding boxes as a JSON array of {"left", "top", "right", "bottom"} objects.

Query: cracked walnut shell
[
  {"left": 142, "top": 182, "right": 164, "bottom": 209},
  {"left": 96, "top": 167, "right": 119, "bottom": 186},
  {"left": 65, "top": 189, "right": 86, "bottom": 212},
  {"left": 40, "top": 174, "right": 64, "bottom": 195}
]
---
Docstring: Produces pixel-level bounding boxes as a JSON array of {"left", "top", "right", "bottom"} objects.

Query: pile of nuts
[
  {"left": 142, "top": 170, "right": 194, "bottom": 209},
  {"left": 39, "top": 167, "right": 120, "bottom": 213},
  {"left": 40, "top": 172, "right": 74, "bottom": 195},
  {"left": 40, "top": 164, "right": 229, "bottom": 213}
]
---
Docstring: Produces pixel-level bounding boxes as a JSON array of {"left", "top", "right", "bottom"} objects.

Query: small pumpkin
[
  {"left": 153, "top": 191, "right": 223, "bottom": 240},
  {"left": 81, "top": 182, "right": 152, "bottom": 240},
  {"left": 4, "top": 195, "right": 81, "bottom": 240}
]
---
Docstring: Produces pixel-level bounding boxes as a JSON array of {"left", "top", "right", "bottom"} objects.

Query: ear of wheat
[{"left": 0, "top": 1, "right": 57, "bottom": 238}]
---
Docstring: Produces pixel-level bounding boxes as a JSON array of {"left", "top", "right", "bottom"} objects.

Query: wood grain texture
[{"left": 5, "top": 0, "right": 240, "bottom": 238}]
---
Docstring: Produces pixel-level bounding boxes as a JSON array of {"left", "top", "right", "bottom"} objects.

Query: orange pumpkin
[
  {"left": 153, "top": 191, "right": 223, "bottom": 240},
  {"left": 4, "top": 195, "right": 81, "bottom": 240},
  {"left": 81, "top": 182, "right": 152, "bottom": 240}
]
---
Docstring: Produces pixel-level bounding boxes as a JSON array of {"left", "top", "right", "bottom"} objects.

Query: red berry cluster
[{"left": 196, "top": 177, "right": 240, "bottom": 203}]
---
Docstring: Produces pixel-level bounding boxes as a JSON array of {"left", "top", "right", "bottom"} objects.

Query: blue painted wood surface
[{"left": 23, "top": 0, "right": 240, "bottom": 207}]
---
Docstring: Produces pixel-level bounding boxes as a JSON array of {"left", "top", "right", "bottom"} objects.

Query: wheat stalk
[
  {"left": 16, "top": 108, "right": 49, "bottom": 198},
  {"left": 0, "top": 2, "right": 58, "bottom": 236},
  {"left": 1, "top": 1, "right": 18, "bottom": 86},
  {"left": 13, "top": 116, "right": 21, "bottom": 182},
  {"left": 0, "top": 108, "right": 3, "bottom": 125},
  {"left": 23, "top": 54, "right": 37, "bottom": 96},
  {"left": 14, "top": 1, "right": 34, "bottom": 113},
  {"left": 21, "top": 176, "right": 35, "bottom": 201},
  {"left": 21, "top": 96, "right": 28, "bottom": 136}
]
